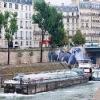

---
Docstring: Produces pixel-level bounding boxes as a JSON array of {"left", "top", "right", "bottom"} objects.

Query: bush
[{"left": 0, "top": 62, "right": 2, "bottom": 66}]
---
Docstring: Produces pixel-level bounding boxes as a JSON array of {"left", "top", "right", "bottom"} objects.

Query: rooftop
[
  {"left": 79, "top": 1, "right": 100, "bottom": 10},
  {"left": 56, "top": 5, "right": 78, "bottom": 12}
]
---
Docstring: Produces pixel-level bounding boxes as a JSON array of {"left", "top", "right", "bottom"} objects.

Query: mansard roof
[
  {"left": 3, "top": 0, "right": 32, "bottom": 5},
  {"left": 55, "top": 5, "right": 78, "bottom": 12},
  {"left": 79, "top": 1, "right": 100, "bottom": 10}
]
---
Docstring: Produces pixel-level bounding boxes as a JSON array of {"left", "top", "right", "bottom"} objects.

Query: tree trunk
[
  {"left": 8, "top": 43, "right": 10, "bottom": 65},
  {"left": 40, "top": 29, "right": 44, "bottom": 63}
]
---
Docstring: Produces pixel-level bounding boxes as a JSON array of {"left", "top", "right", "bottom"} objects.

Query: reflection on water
[{"left": 0, "top": 81, "right": 100, "bottom": 100}]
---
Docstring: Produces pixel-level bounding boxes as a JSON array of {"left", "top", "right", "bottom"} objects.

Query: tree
[
  {"left": 47, "top": 7, "right": 66, "bottom": 45},
  {"left": 17, "top": 49, "right": 24, "bottom": 64},
  {"left": 3, "top": 11, "right": 18, "bottom": 64},
  {"left": 72, "top": 29, "right": 86, "bottom": 46},
  {"left": 32, "top": 0, "right": 66, "bottom": 62},
  {"left": 29, "top": 49, "right": 34, "bottom": 63},
  {"left": 59, "top": 34, "right": 69, "bottom": 46},
  {"left": 0, "top": 13, "right": 4, "bottom": 34}
]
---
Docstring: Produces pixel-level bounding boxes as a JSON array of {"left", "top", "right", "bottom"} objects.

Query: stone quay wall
[{"left": 0, "top": 48, "right": 55, "bottom": 65}]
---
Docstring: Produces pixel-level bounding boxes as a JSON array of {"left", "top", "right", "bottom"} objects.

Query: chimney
[
  {"left": 62, "top": 3, "right": 64, "bottom": 6},
  {"left": 48, "top": 2, "right": 50, "bottom": 5},
  {"left": 48, "top": 2, "right": 50, "bottom": 4}
]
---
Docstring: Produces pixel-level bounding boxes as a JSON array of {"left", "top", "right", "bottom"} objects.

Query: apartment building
[
  {"left": 0, "top": 0, "right": 33, "bottom": 48},
  {"left": 0, "top": 0, "right": 100, "bottom": 48},
  {"left": 79, "top": 0, "right": 100, "bottom": 42},
  {"left": 56, "top": 4, "right": 79, "bottom": 41},
  {"left": 55, "top": 0, "right": 100, "bottom": 42}
]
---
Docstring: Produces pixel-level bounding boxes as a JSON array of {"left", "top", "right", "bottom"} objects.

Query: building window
[
  {"left": 20, "top": 21, "right": 23, "bottom": 28},
  {"left": 29, "top": 13, "right": 31, "bottom": 19},
  {"left": 72, "top": 12, "right": 74, "bottom": 16},
  {"left": 0, "top": 2, "right": 1, "bottom": 8},
  {"left": 30, "top": 32, "right": 31, "bottom": 39},
  {"left": 72, "top": 18, "right": 74, "bottom": 23},
  {"left": 21, "top": 41, "right": 23, "bottom": 46},
  {"left": 30, "top": 41, "right": 32, "bottom": 45},
  {"left": 72, "top": 31, "right": 74, "bottom": 35},
  {"left": 26, "top": 41, "right": 28, "bottom": 46},
  {"left": 29, "top": 6, "right": 31, "bottom": 11},
  {"left": 15, "top": 4, "right": 18, "bottom": 9},
  {"left": 76, "top": 24, "right": 78, "bottom": 29},
  {"left": 15, "top": 32, "right": 17, "bottom": 39},
  {"left": 67, "top": 12, "right": 69, "bottom": 16},
  {"left": 34, "top": 26, "right": 36, "bottom": 32},
  {"left": 76, "top": 19, "right": 78, "bottom": 22},
  {"left": 67, "top": 18, "right": 69, "bottom": 22},
  {"left": 67, "top": 31, "right": 69, "bottom": 36},
  {"left": 86, "top": 30, "right": 88, "bottom": 35},
  {"left": 20, "top": 31, "right": 23, "bottom": 39},
  {"left": 26, "top": 31, "right": 28, "bottom": 39},
  {"left": 9, "top": 3, "right": 12, "bottom": 8},
  {"left": 67, "top": 24, "right": 69, "bottom": 29},
  {"left": 26, "top": 6, "right": 27, "bottom": 10},
  {"left": 21, "top": 5, "right": 23, "bottom": 10},
  {"left": 26, "top": 13, "right": 27, "bottom": 19},
  {"left": 4, "top": 2, "right": 7, "bottom": 8},
  {"left": 86, "top": 23, "right": 88, "bottom": 27},
  {"left": 26, "top": 21, "right": 28, "bottom": 28},
  {"left": 72, "top": 25, "right": 74, "bottom": 29},
  {"left": 81, "top": 23, "right": 84, "bottom": 27}
]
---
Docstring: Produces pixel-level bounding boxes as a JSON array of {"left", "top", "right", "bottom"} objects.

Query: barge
[{"left": 1, "top": 70, "right": 89, "bottom": 95}]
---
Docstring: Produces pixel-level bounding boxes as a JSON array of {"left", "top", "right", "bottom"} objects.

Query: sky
[
  {"left": 45, "top": 0, "right": 71, "bottom": 6},
  {"left": 45, "top": 0, "right": 100, "bottom": 6}
]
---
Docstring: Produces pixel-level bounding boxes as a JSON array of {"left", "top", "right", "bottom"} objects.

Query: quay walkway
[{"left": 92, "top": 88, "right": 100, "bottom": 100}]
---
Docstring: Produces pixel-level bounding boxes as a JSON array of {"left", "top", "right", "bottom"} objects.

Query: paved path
[{"left": 92, "top": 87, "right": 100, "bottom": 100}]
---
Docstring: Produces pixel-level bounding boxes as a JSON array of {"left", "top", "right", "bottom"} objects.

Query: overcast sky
[
  {"left": 45, "top": 0, "right": 100, "bottom": 6},
  {"left": 45, "top": 0, "right": 71, "bottom": 5}
]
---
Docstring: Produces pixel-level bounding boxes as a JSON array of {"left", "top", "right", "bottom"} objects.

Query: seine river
[{"left": 0, "top": 81, "right": 100, "bottom": 100}]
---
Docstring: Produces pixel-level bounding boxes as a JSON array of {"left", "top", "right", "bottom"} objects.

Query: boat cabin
[{"left": 78, "top": 59, "right": 92, "bottom": 80}]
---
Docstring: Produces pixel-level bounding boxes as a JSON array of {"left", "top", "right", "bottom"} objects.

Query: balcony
[
  {"left": 20, "top": 26, "right": 23, "bottom": 28},
  {"left": 20, "top": 37, "right": 23, "bottom": 39},
  {"left": 81, "top": 19, "right": 84, "bottom": 22},
  {"left": 85, "top": 20, "right": 89, "bottom": 22},
  {"left": 63, "top": 15, "right": 79, "bottom": 18},
  {"left": 26, "top": 27, "right": 28, "bottom": 29},
  {"left": 86, "top": 26, "right": 89, "bottom": 28}
]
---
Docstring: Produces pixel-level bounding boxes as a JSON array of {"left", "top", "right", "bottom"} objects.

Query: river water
[{"left": 0, "top": 81, "right": 99, "bottom": 100}]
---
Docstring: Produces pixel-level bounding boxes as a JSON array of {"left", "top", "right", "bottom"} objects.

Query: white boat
[{"left": 78, "top": 59, "right": 93, "bottom": 80}]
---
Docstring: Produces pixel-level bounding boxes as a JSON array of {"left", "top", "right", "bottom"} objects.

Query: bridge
[{"left": 84, "top": 41, "right": 100, "bottom": 65}]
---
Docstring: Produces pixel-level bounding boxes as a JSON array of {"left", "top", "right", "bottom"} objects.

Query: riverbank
[{"left": 0, "top": 62, "right": 71, "bottom": 77}]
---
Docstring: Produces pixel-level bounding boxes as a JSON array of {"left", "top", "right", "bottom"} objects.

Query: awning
[{"left": 42, "top": 40, "right": 51, "bottom": 44}]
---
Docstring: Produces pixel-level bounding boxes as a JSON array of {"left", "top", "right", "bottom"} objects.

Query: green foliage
[
  {"left": 72, "top": 29, "right": 86, "bottom": 45},
  {"left": 0, "top": 62, "right": 2, "bottom": 66},
  {"left": 42, "top": 48, "right": 45, "bottom": 52},
  {"left": 0, "top": 13, "right": 4, "bottom": 34},
  {"left": 32, "top": 0, "right": 65, "bottom": 45},
  {"left": 17, "top": 49, "right": 24, "bottom": 58},
  {"left": 51, "top": 43, "right": 56, "bottom": 49},
  {"left": 51, "top": 50, "right": 55, "bottom": 55},
  {"left": 2, "top": 11, "right": 18, "bottom": 64},
  {"left": 3, "top": 11, "right": 18, "bottom": 44},
  {"left": 59, "top": 35, "right": 69, "bottom": 46},
  {"left": 29, "top": 49, "right": 34, "bottom": 56}
]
